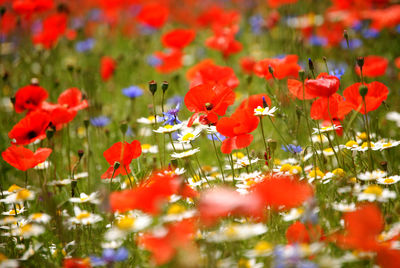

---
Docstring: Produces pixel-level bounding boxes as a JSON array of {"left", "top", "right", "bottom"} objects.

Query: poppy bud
[
  {"left": 308, "top": 58, "right": 314, "bottom": 71},
  {"left": 343, "top": 30, "right": 349, "bottom": 48},
  {"left": 120, "top": 121, "right": 128, "bottom": 135},
  {"left": 31, "top": 77, "right": 39, "bottom": 86},
  {"left": 268, "top": 65, "right": 274, "bottom": 76},
  {"left": 359, "top": 85, "right": 368, "bottom": 98},
  {"left": 268, "top": 139, "right": 277, "bottom": 152},
  {"left": 171, "top": 159, "right": 178, "bottom": 168},
  {"left": 78, "top": 150, "right": 84, "bottom": 159},
  {"left": 10, "top": 96, "right": 15, "bottom": 105},
  {"left": 262, "top": 97, "right": 269, "bottom": 108},
  {"left": 46, "top": 128, "right": 55, "bottom": 140},
  {"left": 356, "top": 57, "right": 364, "bottom": 70},
  {"left": 299, "top": 70, "right": 305, "bottom": 82},
  {"left": 380, "top": 161, "right": 387, "bottom": 171},
  {"left": 149, "top": 80, "right": 157, "bottom": 95},
  {"left": 113, "top": 161, "right": 120, "bottom": 171},
  {"left": 162, "top": 81, "right": 169, "bottom": 93},
  {"left": 83, "top": 118, "right": 89, "bottom": 128},
  {"left": 0, "top": 7, "right": 5, "bottom": 17},
  {"left": 205, "top": 102, "right": 213, "bottom": 110}
]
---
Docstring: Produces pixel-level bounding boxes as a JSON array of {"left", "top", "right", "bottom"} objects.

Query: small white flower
[
  {"left": 171, "top": 148, "right": 200, "bottom": 159},
  {"left": 105, "top": 212, "right": 152, "bottom": 241},
  {"left": 137, "top": 116, "right": 163, "bottom": 125},
  {"left": 377, "top": 175, "right": 400, "bottom": 185},
  {"left": 153, "top": 123, "right": 183, "bottom": 134},
  {"left": 68, "top": 207, "right": 102, "bottom": 226},
  {"left": 331, "top": 202, "right": 356, "bottom": 212},
  {"left": 177, "top": 128, "right": 202, "bottom": 143},
  {"left": 358, "top": 170, "right": 387, "bottom": 181},
  {"left": 69, "top": 192, "right": 100, "bottom": 204},
  {"left": 205, "top": 223, "right": 267, "bottom": 242},
  {"left": 357, "top": 184, "right": 396, "bottom": 202},
  {"left": 312, "top": 124, "right": 341, "bottom": 134},
  {"left": 141, "top": 143, "right": 158, "bottom": 154},
  {"left": 281, "top": 207, "right": 304, "bottom": 222},
  {"left": 28, "top": 213, "right": 51, "bottom": 224},
  {"left": 386, "top": 111, "right": 400, "bottom": 127},
  {"left": 12, "top": 223, "right": 45, "bottom": 238},
  {"left": 254, "top": 106, "right": 278, "bottom": 117}
]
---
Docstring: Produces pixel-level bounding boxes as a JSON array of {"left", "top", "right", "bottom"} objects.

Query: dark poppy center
[
  {"left": 205, "top": 102, "right": 213, "bottom": 111},
  {"left": 27, "top": 131, "right": 37, "bottom": 139}
]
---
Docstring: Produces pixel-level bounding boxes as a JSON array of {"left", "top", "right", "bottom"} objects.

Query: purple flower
[
  {"left": 91, "top": 247, "right": 128, "bottom": 266},
  {"left": 75, "top": 38, "right": 95, "bottom": 53},
  {"left": 90, "top": 116, "right": 110, "bottom": 127},
  {"left": 122, "top": 86, "right": 143, "bottom": 98}
]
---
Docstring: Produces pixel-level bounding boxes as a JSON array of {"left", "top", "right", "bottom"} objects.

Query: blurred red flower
[
  {"left": 137, "top": 3, "right": 169, "bottom": 29},
  {"left": 184, "top": 84, "right": 235, "bottom": 127},
  {"left": 13, "top": 84, "right": 48, "bottom": 113},
  {"left": 58, "top": 88, "right": 88, "bottom": 112},
  {"left": 33, "top": 13, "right": 68, "bottom": 49},
  {"left": 161, "top": 29, "right": 196, "bottom": 50},
  {"left": 310, "top": 93, "right": 351, "bottom": 121},
  {"left": 342, "top": 82, "right": 389, "bottom": 114},
  {"left": 254, "top": 55, "right": 301, "bottom": 80},
  {"left": 9, "top": 111, "right": 50, "bottom": 145},
  {"left": 139, "top": 219, "right": 197, "bottom": 265},
  {"left": 2, "top": 145, "right": 52, "bottom": 171},
  {"left": 205, "top": 25, "right": 242, "bottom": 58},
  {"left": 286, "top": 221, "right": 323, "bottom": 244},
  {"left": 355, "top": 56, "right": 388, "bottom": 78},
  {"left": 101, "top": 140, "right": 141, "bottom": 179},
  {"left": 216, "top": 107, "right": 259, "bottom": 154},
  {"left": 110, "top": 171, "right": 197, "bottom": 214},
  {"left": 305, "top": 74, "right": 340, "bottom": 98},
  {"left": 153, "top": 49, "right": 183, "bottom": 74},
  {"left": 100, "top": 56, "right": 116, "bottom": 82}
]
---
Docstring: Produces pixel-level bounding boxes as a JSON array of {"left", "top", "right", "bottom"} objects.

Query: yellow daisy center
[
  {"left": 76, "top": 212, "right": 91, "bottom": 220},
  {"left": 383, "top": 178, "right": 395, "bottom": 184},
  {"left": 345, "top": 140, "right": 358, "bottom": 147},
  {"left": 16, "top": 189, "right": 31, "bottom": 201},
  {"left": 254, "top": 241, "right": 272, "bottom": 253},
  {"left": 181, "top": 133, "right": 195, "bottom": 141},
  {"left": 142, "top": 144, "right": 151, "bottom": 150},
  {"left": 167, "top": 204, "right": 186, "bottom": 215},
  {"left": 116, "top": 216, "right": 135, "bottom": 230},
  {"left": 7, "top": 184, "right": 21, "bottom": 192},
  {"left": 363, "top": 185, "right": 383, "bottom": 196}
]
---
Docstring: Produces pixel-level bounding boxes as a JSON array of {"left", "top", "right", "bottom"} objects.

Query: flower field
[{"left": 1, "top": 0, "right": 400, "bottom": 267}]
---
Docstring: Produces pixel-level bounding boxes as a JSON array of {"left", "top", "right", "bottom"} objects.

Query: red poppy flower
[
  {"left": 355, "top": 56, "right": 388, "bottom": 78},
  {"left": 333, "top": 203, "right": 384, "bottom": 251},
  {"left": 196, "top": 6, "right": 240, "bottom": 28},
  {"left": 188, "top": 62, "right": 239, "bottom": 90},
  {"left": 198, "top": 187, "right": 264, "bottom": 226},
  {"left": 139, "top": 219, "right": 197, "bottom": 265},
  {"left": 237, "top": 94, "right": 272, "bottom": 112},
  {"left": 286, "top": 221, "right": 323, "bottom": 244},
  {"left": 137, "top": 3, "right": 169, "bottom": 29},
  {"left": 63, "top": 258, "right": 91, "bottom": 268},
  {"left": 267, "top": 0, "right": 298, "bottom": 8},
  {"left": 376, "top": 247, "right": 400, "bottom": 268},
  {"left": 240, "top": 56, "right": 256, "bottom": 75},
  {"left": 205, "top": 25, "right": 242, "bottom": 58},
  {"left": 33, "top": 13, "right": 68, "bottom": 49},
  {"left": 12, "top": 0, "right": 54, "bottom": 16},
  {"left": 287, "top": 79, "right": 315, "bottom": 100},
  {"left": 13, "top": 84, "right": 48, "bottom": 113},
  {"left": 2, "top": 145, "right": 52, "bottom": 171},
  {"left": 153, "top": 49, "right": 183, "bottom": 74},
  {"left": 9, "top": 111, "right": 50, "bottom": 145},
  {"left": 58, "top": 88, "right": 88, "bottom": 112},
  {"left": 184, "top": 84, "right": 235, "bottom": 127},
  {"left": 342, "top": 82, "right": 389, "bottom": 114},
  {"left": 0, "top": 12, "right": 17, "bottom": 35},
  {"left": 110, "top": 171, "right": 197, "bottom": 214},
  {"left": 251, "top": 174, "right": 314, "bottom": 211},
  {"left": 161, "top": 29, "right": 196, "bottom": 50},
  {"left": 100, "top": 56, "right": 116, "bottom": 82},
  {"left": 254, "top": 55, "right": 301, "bottom": 80},
  {"left": 216, "top": 108, "right": 259, "bottom": 154},
  {"left": 310, "top": 94, "right": 352, "bottom": 121},
  {"left": 101, "top": 140, "right": 142, "bottom": 179},
  {"left": 48, "top": 106, "right": 77, "bottom": 130},
  {"left": 305, "top": 74, "right": 340, "bottom": 98}
]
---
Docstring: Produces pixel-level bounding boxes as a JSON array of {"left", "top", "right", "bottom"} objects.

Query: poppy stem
[
  {"left": 66, "top": 124, "right": 72, "bottom": 178},
  {"left": 152, "top": 95, "right": 163, "bottom": 168},
  {"left": 245, "top": 147, "right": 254, "bottom": 172},
  {"left": 211, "top": 134, "right": 225, "bottom": 183},
  {"left": 362, "top": 99, "right": 374, "bottom": 171},
  {"left": 228, "top": 153, "right": 236, "bottom": 185},
  {"left": 326, "top": 97, "right": 344, "bottom": 166},
  {"left": 259, "top": 117, "right": 268, "bottom": 153}
]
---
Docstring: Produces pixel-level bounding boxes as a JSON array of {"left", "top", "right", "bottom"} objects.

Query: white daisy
[
  {"left": 69, "top": 192, "right": 100, "bottom": 205},
  {"left": 376, "top": 175, "right": 400, "bottom": 185},
  {"left": 205, "top": 223, "right": 267, "bottom": 242},
  {"left": 171, "top": 148, "right": 200, "bottom": 159},
  {"left": 153, "top": 123, "right": 183, "bottom": 134},
  {"left": 358, "top": 170, "right": 387, "bottom": 181},
  {"left": 68, "top": 207, "right": 102, "bottom": 227},
  {"left": 312, "top": 124, "right": 341, "bottom": 134},
  {"left": 254, "top": 106, "right": 278, "bottom": 117}
]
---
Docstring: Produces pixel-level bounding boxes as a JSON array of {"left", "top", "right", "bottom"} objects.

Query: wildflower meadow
[{"left": 1, "top": 0, "right": 400, "bottom": 267}]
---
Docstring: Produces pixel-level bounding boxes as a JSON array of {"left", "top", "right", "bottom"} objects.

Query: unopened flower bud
[
  {"left": 113, "top": 161, "right": 120, "bottom": 170},
  {"left": 268, "top": 65, "right": 274, "bottom": 75},
  {"left": 308, "top": 58, "right": 314, "bottom": 71},
  {"left": 162, "top": 81, "right": 169, "bottom": 93},
  {"left": 120, "top": 121, "right": 128, "bottom": 135},
  {"left": 359, "top": 85, "right": 368, "bottom": 98},
  {"left": 299, "top": 70, "right": 305, "bottom": 82},
  {"left": 357, "top": 57, "right": 364, "bottom": 70},
  {"left": 149, "top": 80, "right": 157, "bottom": 95},
  {"left": 31, "top": 77, "right": 39, "bottom": 86},
  {"left": 78, "top": 150, "right": 84, "bottom": 159}
]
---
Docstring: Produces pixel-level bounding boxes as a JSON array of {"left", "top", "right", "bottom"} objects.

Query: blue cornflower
[
  {"left": 166, "top": 95, "right": 183, "bottom": 107},
  {"left": 90, "top": 116, "right": 110, "bottom": 127},
  {"left": 163, "top": 104, "right": 182, "bottom": 125},
  {"left": 340, "top": 38, "right": 362, "bottom": 50},
  {"left": 90, "top": 247, "right": 128, "bottom": 266},
  {"left": 122, "top": 86, "right": 143, "bottom": 98},
  {"left": 308, "top": 35, "right": 328, "bottom": 47},
  {"left": 396, "top": 24, "right": 400, "bottom": 33},
  {"left": 329, "top": 68, "right": 345, "bottom": 79},
  {"left": 207, "top": 133, "right": 226, "bottom": 142},
  {"left": 138, "top": 24, "right": 158, "bottom": 35},
  {"left": 75, "top": 38, "right": 95, "bottom": 53},
  {"left": 362, "top": 28, "right": 379, "bottom": 39},
  {"left": 147, "top": 55, "right": 162, "bottom": 67},
  {"left": 249, "top": 15, "right": 264, "bottom": 35},
  {"left": 282, "top": 144, "right": 302, "bottom": 154},
  {"left": 88, "top": 9, "right": 102, "bottom": 22}
]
